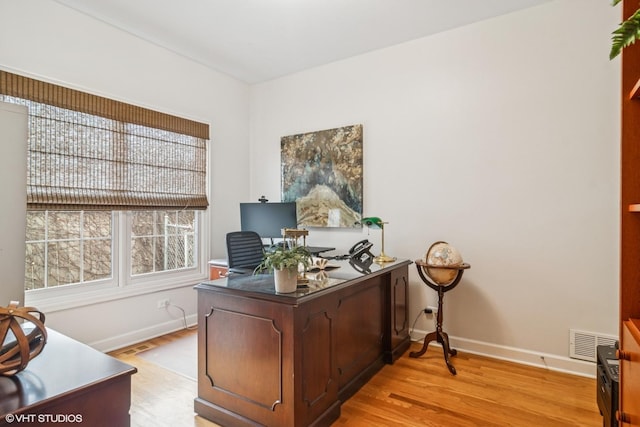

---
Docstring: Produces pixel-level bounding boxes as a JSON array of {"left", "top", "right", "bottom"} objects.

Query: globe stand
[{"left": 410, "top": 260, "right": 470, "bottom": 375}]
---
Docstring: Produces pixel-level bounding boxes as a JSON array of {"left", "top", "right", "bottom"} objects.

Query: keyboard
[{"left": 304, "top": 246, "right": 335, "bottom": 255}]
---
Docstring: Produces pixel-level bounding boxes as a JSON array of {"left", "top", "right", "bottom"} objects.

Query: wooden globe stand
[{"left": 410, "top": 260, "right": 470, "bottom": 375}]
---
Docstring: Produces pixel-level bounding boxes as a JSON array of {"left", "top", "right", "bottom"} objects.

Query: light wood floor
[{"left": 109, "top": 328, "right": 602, "bottom": 427}]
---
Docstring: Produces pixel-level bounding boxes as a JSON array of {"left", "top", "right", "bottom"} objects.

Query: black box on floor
[{"left": 597, "top": 344, "right": 619, "bottom": 427}]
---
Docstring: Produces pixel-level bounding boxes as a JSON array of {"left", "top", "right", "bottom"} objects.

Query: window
[
  {"left": 0, "top": 71, "right": 209, "bottom": 303},
  {"left": 131, "top": 210, "right": 197, "bottom": 275},
  {"left": 25, "top": 209, "right": 200, "bottom": 291},
  {"left": 25, "top": 211, "right": 113, "bottom": 290}
]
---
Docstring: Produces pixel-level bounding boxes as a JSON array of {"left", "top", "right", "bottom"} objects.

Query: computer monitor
[{"left": 240, "top": 202, "right": 298, "bottom": 239}]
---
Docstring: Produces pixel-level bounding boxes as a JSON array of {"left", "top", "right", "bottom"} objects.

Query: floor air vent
[{"left": 569, "top": 329, "right": 618, "bottom": 362}]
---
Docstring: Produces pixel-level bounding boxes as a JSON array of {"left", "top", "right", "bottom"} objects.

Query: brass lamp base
[{"left": 374, "top": 253, "right": 396, "bottom": 264}]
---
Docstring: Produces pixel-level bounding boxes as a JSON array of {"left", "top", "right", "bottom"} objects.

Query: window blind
[{"left": 0, "top": 71, "right": 209, "bottom": 210}]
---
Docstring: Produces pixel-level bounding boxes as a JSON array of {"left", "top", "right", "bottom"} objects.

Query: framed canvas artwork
[{"left": 281, "top": 124, "right": 363, "bottom": 228}]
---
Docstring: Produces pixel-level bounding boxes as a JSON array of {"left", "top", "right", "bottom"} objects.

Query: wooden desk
[
  {"left": 194, "top": 258, "right": 411, "bottom": 427},
  {"left": 0, "top": 329, "right": 137, "bottom": 426}
]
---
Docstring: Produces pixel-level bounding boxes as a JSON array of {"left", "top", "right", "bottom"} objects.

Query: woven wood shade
[
  {"left": 0, "top": 71, "right": 209, "bottom": 211},
  {"left": 0, "top": 71, "right": 208, "bottom": 139}
]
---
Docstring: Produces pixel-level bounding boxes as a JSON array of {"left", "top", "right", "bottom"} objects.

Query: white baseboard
[
  {"left": 92, "top": 321, "right": 596, "bottom": 378},
  {"left": 410, "top": 328, "right": 597, "bottom": 378},
  {"left": 89, "top": 313, "right": 198, "bottom": 353}
]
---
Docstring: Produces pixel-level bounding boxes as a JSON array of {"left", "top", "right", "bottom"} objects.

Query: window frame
[
  {"left": 0, "top": 71, "right": 211, "bottom": 313},
  {"left": 25, "top": 210, "right": 208, "bottom": 313}
]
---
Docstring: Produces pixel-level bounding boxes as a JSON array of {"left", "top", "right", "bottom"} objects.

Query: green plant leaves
[
  {"left": 255, "top": 245, "right": 312, "bottom": 273},
  {"left": 611, "top": 3, "right": 640, "bottom": 59}
]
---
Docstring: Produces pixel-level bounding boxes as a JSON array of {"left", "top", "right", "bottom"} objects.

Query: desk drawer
[{"left": 209, "top": 265, "right": 228, "bottom": 280}]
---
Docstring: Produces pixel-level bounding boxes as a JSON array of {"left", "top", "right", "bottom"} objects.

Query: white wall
[
  {"left": 250, "top": 0, "right": 620, "bottom": 374},
  {"left": 0, "top": 0, "right": 622, "bottom": 375},
  {"left": 0, "top": 0, "right": 251, "bottom": 349},
  {"left": 0, "top": 102, "right": 27, "bottom": 306}
]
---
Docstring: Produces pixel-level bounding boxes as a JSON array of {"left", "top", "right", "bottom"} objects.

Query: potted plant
[
  {"left": 255, "top": 245, "right": 313, "bottom": 293},
  {"left": 611, "top": 0, "right": 640, "bottom": 59}
]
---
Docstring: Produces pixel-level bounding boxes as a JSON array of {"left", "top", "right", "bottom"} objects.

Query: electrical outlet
[{"left": 157, "top": 298, "right": 170, "bottom": 309}]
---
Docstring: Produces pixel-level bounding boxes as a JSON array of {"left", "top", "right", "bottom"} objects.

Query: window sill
[{"left": 25, "top": 272, "right": 207, "bottom": 313}]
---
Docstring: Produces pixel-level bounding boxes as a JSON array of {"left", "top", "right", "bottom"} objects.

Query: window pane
[
  {"left": 131, "top": 236, "right": 154, "bottom": 275},
  {"left": 154, "top": 211, "right": 172, "bottom": 235},
  {"left": 178, "top": 210, "right": 195, "bottom": 226},
  {"left": 131, "top": 210, "right": 197, "bottom": 276},
  {"left": 48, "top": 212, "right": 80, "bottom": 240},
  {"left": 25, "top": 242, "right": 45, "bottom": 290},
  {"left": 185, "top": 233, "right": 195, "bottom": 266},
  {"left": 83, "top": 239, "right": 112, "bottom": 281},
  {"left": 25, "top": 210, "right": 113, "bottom": 290},
  {"left": 153, "top": 236, "right": 167, "bottom": 272},
  {"left": 132, "top": 211, "right": 153, "bottom": 236},
  {"left": 25, "top": 212, "right": 45, "bottom": 241},
  {"left": 84, "top": 211, "right": 111, "bottom": 238},
  {"left": 168, "top": 235, "right": 180, "bottom": 270},
  {"left": 47, "top": 240, "right": 81, "bottom": 286}
]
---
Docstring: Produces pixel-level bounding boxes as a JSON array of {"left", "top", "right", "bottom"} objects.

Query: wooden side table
[
  {"left": 0, "top": 329, "right": 136, "bottom": 426},
  {"left": 410, "top": 260, "right": 470, "bottom": 375},
  {"left": 208, "top": 259, "right": 228, "bottom": 280}
]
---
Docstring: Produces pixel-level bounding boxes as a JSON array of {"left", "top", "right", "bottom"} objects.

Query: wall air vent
[{"left": 569, "top": 329, "right": 618, "bottom": 362}]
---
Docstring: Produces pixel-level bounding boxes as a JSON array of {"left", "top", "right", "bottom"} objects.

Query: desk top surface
[
  {"left": 196, "top": 257, "right": 411, "bottom": 302},
  {"left": 0, "top": 328, "right": 136, "bottom": 417}
]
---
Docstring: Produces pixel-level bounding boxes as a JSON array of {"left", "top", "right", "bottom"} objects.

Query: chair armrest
[{"left": 227, "top": 267, "right": 254, "bottom": 275}]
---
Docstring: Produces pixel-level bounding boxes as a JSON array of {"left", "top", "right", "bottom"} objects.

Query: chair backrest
[{"left": 226, "top": 231, "right": 265, "bottom": 271}]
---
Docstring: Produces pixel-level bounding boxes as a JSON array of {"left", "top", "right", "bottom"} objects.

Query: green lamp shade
[{"left": 361, "top": 217, "right": 383, "bottom": 229}]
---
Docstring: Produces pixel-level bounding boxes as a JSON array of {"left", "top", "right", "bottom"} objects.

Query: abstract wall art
[{"left": 281, "top": 124, "right": 363, "bottom": 228}]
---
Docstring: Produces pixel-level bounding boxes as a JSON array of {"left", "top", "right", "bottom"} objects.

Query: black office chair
[{"left": 226, "top": 231, "right": 265, "bottom": 274}]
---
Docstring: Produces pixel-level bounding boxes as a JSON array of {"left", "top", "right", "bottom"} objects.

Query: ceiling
[{"left": 54, "top": 0, "right": 551, "bottom": 84}]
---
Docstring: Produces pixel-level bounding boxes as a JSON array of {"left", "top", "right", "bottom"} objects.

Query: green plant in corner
[
  {"left": 611, "top": 0, "right": 640, "bottom": 59},
  {"left": 254, "top": 244, "right": 312, "bottom": 273}
]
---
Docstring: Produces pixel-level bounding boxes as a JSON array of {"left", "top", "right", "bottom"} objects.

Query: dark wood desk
[
  {"left": 0, "top": 329, "right": 137, "bottom": 427},
  {"left": 194, "top": 258, "right": 411, "bottom": 427}
]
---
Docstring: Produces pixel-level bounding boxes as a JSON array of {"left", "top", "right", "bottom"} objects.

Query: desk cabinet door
[
  {"left": 620, "top": 320, "right": 640, "bottom": 426},
  {"left": 385, "top": 265, "right": 409, "bottom": 363}
]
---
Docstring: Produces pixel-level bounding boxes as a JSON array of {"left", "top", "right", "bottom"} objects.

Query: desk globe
[
  {"left": 425, "top": 241, "right": 463, "bottom": 285},
  {"left": 411, "top": 241, "right": 470, "bottom": 375}
]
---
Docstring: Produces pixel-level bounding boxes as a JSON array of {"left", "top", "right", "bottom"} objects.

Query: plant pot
[{"left": 274, "top": 267, "right": 298, "bottom": 293}]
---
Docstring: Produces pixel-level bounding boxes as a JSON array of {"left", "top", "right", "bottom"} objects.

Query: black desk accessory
[{"left": 597, "top": 344, "right": 619, "bottom": 427}]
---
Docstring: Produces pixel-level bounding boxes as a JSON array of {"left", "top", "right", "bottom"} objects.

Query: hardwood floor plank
[{"left": 110, "top": 329, "right": 602, "bottom": 426}]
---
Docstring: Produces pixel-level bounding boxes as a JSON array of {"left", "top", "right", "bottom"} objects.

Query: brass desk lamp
[{"left": 361, "top": 217, "right": 396, "bottom": 264}]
